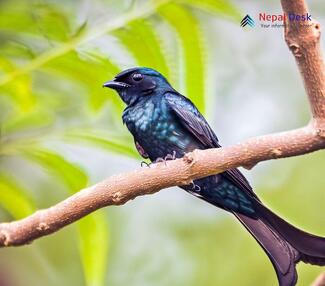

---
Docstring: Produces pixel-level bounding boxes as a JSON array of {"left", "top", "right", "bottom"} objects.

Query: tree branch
[
  {"left": 0, "top": 0, "right": 324, "bottom": 259},
  {"left": 281, "top": 0, "right": 325, "bottom": 130},
  {"left": 312, "top": 273, "right": 325, "bottom": 286},
  {"left": 280, "top": 1, "right": 325, "bottom": 283},
  {"left": 0, "top": 125, "right": 324, "bottom": 247}
]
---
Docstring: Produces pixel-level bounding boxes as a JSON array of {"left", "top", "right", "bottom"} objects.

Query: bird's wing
[
  {"left": 165, "top": 92, "right": 259, "bottom": 200},
  {"left": 165, "top": 92, "right": 219, "bottom": 147}
]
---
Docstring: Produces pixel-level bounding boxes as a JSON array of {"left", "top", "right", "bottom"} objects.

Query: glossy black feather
[{"left": 165, "top": 92, "right": 260, "bottom": 200}]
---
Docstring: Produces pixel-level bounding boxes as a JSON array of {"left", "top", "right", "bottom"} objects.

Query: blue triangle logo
[{"left": 240, "top": 15, "right": 255, "bottom": 27}]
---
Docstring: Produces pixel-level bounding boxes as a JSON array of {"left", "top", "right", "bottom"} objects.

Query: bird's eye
[{"left": 132, "top": 73, "right": 143, "bottom": 82}]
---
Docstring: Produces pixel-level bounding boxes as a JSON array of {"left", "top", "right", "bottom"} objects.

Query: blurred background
[{"left": 0, "top": 0, "right": 324, "bottom": 285}]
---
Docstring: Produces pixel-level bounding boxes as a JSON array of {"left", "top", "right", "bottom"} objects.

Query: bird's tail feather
[{"left": 235, "top": 202, "right": 325, "bottom": 286}]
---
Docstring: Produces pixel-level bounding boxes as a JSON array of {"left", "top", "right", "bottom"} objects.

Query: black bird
[{"left": 103, "top": 67, "right": 325, "bottom": 286}]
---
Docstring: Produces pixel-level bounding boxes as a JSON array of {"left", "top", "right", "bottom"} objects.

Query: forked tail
[{"left": 235, "top": 202, "right": 325, "bottom": 286}]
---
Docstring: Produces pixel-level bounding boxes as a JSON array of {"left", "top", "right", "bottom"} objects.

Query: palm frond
[
  {"left": 114, "top": 19, "right": 170, "bottom": 78},
  {"left": 65, "top": 131, "right": 138, "bottom": 158},
  {"left": 21, "top": 147, "right": 88, "bottom": 192},
  {"left": 179, "top": 0, "right": 241, "bottom": 20},
  {"left": 0, "top": 173, "right": 35, "bottom": 219},
  {"left": 0, "top": 0, "right": 171, "bottom": 87},
  {"left": 159, "top": 4, "right": 205, "bottom": 113},
  {"left": 78, "top": 212, "right": 109, "bottom": 286}
]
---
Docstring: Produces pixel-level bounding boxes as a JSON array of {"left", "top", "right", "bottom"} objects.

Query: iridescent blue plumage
[
  {"left": 122, "top": 82, "right": 256, "bottom": 216},
  {"left": 103, "top": 67, "right": 325, "bottom": 286}
]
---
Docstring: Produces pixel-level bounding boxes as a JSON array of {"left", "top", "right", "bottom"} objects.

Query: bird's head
[{"left": 103, "top": 67, "right": 173, "bottom": 105}]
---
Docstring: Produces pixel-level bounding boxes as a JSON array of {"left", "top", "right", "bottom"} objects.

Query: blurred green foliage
[
  {"left": 0, "top": 0, "right": 324, "bottom": 286},
  {"left": 0, "top": 0, "right": 242, "bottom": 285}
]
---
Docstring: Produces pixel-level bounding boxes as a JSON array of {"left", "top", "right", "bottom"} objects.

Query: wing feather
[{"left": 165, "top": 92, "right": 258, "bottom": 199}]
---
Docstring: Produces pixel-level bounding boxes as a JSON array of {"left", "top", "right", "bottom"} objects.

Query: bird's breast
[
  {"left": 124, "top": 100, "right": 158, "bottom": 133},
  {"left": 123, "top": 99, "right": 192, "bottom": 158}
]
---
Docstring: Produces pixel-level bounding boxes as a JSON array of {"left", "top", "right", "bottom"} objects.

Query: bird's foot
[
  {"left": 190, "top": 182, "right": 201, "bottom": 193},
  {"left": 187, "top": 182, "right": 202, "bottom": 198},
  {"left": 154, "top": 157, "right": 166, "bottom": 164},
  {"left": 154, "top": 151, "right": 177, "bottom": 165},
  {"left": 164, "top": 150, "right": 177, "bottom": 161},
  {"left": 141, "top": 161, "right": 151, "bottom": 168}
]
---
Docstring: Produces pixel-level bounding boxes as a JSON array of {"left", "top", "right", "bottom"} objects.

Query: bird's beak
[{"left": 102, "top": 79, "right": 130, "bottom": 90}]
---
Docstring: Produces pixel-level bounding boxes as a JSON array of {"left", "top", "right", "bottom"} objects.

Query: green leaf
[
  {"left": 64, "top": 131, "right": 138, "bottom": 158},
  {"left": 71, "top": 21, "right": 88, "bottom": 39},
  {"left": 0, "top": 57, "right": 35, "bottom": 111},
  {"left": 0, "top": 0, "right": 171, "bottom": 87},
  {"left": 0, "top": 40, "right": 35, "bottom": 62},
  {"left": 21, "top": 147, "right": 88, "bottom": 193},
  {"left": 114, "top": 19, "right": 170, "bottom": 78},
  {"left": 19, "top": 146, "right": 108, "bottom": 286},
  {"left": 159, "top": 4, "right": 206, "bottom": 113},
  {"left": 178, "top": 0, "right": 242, "bottom": 20},
  {"left": 0, "top": 1, "right": 70, "bottom": 41},
  {"left": 41, "top": 51, "right": 123, "bottom": 111},
  {"left": 78, "top": 212, "right": 109, "bottom": 286},
  {"left": 0, "top": 173, "right": 35, "bottom": 219},
  {"left": 2, "top": 108, "right": 54, "bottom": 134}
]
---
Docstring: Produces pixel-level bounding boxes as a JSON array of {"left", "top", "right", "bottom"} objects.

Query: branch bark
[
  {"left": 280, "top": 1, "right": 325, "bottom": 284},
  {"left": 312, "top": 273, "right": 325, "bottom": 286},
  {"left": 0, "top": 0, "right": 324, "bottom": 260},
  {"left": 0, "top": 125, "right": 324, "bottom": 247},
  {"left": 281, "top": 0, "right": 325, "bottom": 129}
]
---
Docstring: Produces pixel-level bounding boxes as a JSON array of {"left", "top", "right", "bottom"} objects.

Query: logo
[
  {"left": 259, "top": 12, "right": 311, "bottom": 22},
  {"left": 241, "top": 13, "right": 312, "bottom": 29},
  {"left": 240, "top": 14, "right": 255, "bottom": 28}
]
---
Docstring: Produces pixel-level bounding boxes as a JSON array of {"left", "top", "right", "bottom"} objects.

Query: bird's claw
[
  {"left": 164, "top": 150, "right": 177, "bottom": 161},
  {"left": 190, "top": 181, "right": 201, "bottom": 193},
  {"left": 153, "top": 151, "right": 177, "bottom": 165},
  {"left": 141, "top": 161, "right": 151, "bottom": 168},
  {"left": 154, "top": 157, "right": 166, "bottom": 164}
]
